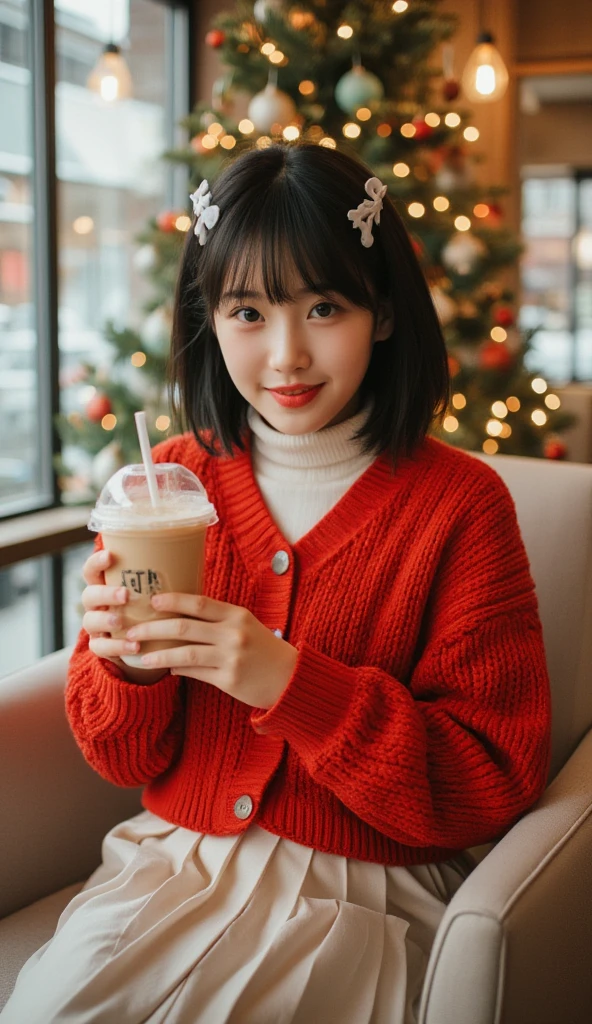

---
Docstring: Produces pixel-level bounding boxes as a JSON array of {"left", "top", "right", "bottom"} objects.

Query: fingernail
[
  {"left": 125, "top": 641, "right": 139, "bottom": 652},
  {"left": 151, "top": 595, "right": 163, "bottom": 608},
  {"left": 126, "top": 628, "right": 138, "bottom": 639},
  {"left": 98, "top": 550, "right": 109, "bottom": 564},
  {"left": 116, "top": 588, "right": 128, "bottom": 602},
  {"left": 141, "top": 654, "right": 156, "bottom": 665},
  {"left": 108, "top": 614, "right": 121, "bottom": 628}
]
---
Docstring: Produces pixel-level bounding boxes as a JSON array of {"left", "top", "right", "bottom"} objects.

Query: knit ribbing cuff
[
  {"left": 70, "top": 651, "right": 181, "bottom": 738},
  {"left": 250, "top": 641, "right": 357, "bottom": 759}
]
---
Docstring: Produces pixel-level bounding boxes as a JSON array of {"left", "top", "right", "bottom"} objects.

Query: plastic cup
[{"left": 88, "top": 463, "right": 218, "bottom": 668}]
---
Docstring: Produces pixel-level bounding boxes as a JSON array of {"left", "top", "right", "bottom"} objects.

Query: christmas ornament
[
  {"left": 544, "top": 439, "right": 568, "bottom": 460},
  {"left": 91, "top": 441, "right": 125, "bottom": 490},
  {"left": 447, "top": 354, "right": 461, "bottom": 377},
  {"left": 253, "top": 0, "right": 285, "bottom": 24},
  {"left": 133, "top": 244, "right": 156, "bottom": 272},
  {"left": 478, "top": 340, "right": 513, "bottom": 372},
  {"left": 485, "top": 201, "right": 503, "bottom": 226},
  {"left": 411, "top": 119, "right": 433, "bottom": 141},
  {"left": 441, "top": 42, "right": 460, "bottom": 101},
  {"left": 248, "top": 81, "right": 296, "bottom": 133},
  {"left": 86, "top": 394, "right": 112, "bottom": 423},
  {"left": 141, "top": 307, "right": 171, "bottom": 353},
  {"left": 156, "top": 210, "right": 179, "bottom": 233},
  {"left": 430, "top": 285, "right": 457, "bottom": 326},
  {"left": 205, "top": 29, "right": 225, "bottom": 48},
  {"left": 441, "top": 231, "right": 487, "bottom": 275},
  {"left": 494, "top": 305, "right": 515, "bottom": 328},
  {"left": 442, "top": 79, "right": 460, "bottom": 101},
  {"left": 335, "top": 66, "right": 384, "bottom": 114}
]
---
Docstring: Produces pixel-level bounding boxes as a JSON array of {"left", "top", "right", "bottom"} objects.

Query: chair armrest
[
  {"left": 419, "top": 728, "right": 592, "bottom": 1024},
  {"left": 0, "top": 649, "right": 143, "bottom": 920}
]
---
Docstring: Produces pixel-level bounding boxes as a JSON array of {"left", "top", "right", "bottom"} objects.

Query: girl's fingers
[
  {"left": 82, "top": 549, "right": 112, "bottom": 586},
  {"left": 82, "top": 584, "right": 129, "bottom": 611},
  {"left": 82, "top": 610, "right": 126, "bottom": 635},
  {"left": 125, "top": 617, "right": 218, "bottom": 645},
  {"left": 88, "top": 636, "right": 140, "bottom": 659}
]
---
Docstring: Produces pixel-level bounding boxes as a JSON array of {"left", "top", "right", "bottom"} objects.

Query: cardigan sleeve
[
  {"left": 64, "top": 435, "right": 196, "bottom": 787},
  {"left": 250, "top": 470, "right": 553, "bottom": 851}
]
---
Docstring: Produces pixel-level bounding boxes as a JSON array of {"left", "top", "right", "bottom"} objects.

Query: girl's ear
[{"left": 373, "top": 299, "right": 394, "bottom": 343}]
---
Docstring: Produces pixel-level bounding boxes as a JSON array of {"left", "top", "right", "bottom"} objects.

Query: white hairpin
[
  {"left": 189, "top": 179, "right": 220, "bottom": 246},
  {"left": 347, "top": 177, "right": 388, "bottom": 248}
]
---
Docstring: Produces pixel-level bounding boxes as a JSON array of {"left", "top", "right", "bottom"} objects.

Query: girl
[{"left": 1, "top": 142, "right": 552, "bottom": 1024}]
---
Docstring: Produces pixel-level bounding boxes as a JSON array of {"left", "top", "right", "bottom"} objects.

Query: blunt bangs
[{"left": 169, "top": 142, "right": 450, "bottom": 463}]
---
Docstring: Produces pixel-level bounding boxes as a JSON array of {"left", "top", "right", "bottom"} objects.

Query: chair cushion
[{"left": 0, "top": 882, "right": 83, "bottom": 1010}]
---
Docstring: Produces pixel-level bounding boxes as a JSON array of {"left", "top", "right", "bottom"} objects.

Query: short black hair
[{"left": 169, "top": 142, "right": 450, "bottom": 464}]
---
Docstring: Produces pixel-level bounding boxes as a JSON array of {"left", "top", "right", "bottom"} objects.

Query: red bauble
[
  {"left": 448, "top": 354, "right": 461, "bottom": 377},
  {"left": 479, "top": 341, "right": 514, "bottom": 372},
  {"left": 156, "top": 210, "right": 179, "bottom": 233},
  {"left": 494, "top": 305, "right": 515, "bottom": 328},
  {"left": 442, "top": 79, "right": 460, "bottom": 101},
  {"left": 412, "top": 119, "right": 433, "bottom": 141},
  {"left": 544, "top": 439, "right": 568, "bottom": 460},
  {"left": 205, "top": 29, "right": 225, "bottom": 48},
  {"left": 86, "top": 394, "right": 112, "bottom": 423}
]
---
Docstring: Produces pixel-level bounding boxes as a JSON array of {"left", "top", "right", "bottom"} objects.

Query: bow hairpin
[
  {"left": 189, "top": 180, "right": 220, "bottom": 246},
  {"left": 347, "top": 177, "right": 387, "bottom": 248}
]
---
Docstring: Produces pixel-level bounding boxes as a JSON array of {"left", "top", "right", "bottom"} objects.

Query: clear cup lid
[{"left": 88, "top": 463, "right": 218, "bottom": 532}]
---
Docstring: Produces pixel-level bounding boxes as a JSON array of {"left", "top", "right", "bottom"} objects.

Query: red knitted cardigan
[{"left": 66, "top": 431, "right": 552, "bottom": 866}]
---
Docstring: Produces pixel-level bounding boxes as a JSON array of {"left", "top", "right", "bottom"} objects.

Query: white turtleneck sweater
[{"left": 247, "top": 403, "right": 377, "bottom": 545}]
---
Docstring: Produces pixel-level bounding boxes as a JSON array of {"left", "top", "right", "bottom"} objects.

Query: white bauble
[
  {"left": 133, "top": 244, "right": 156, "bottom": 272},
  {"left": 430, "top": 285, "right": 457, "bottom": 325},
  {"left": 91, "top": 441, "right": 125, "bottom": 490},
  {"left": 253, "top": 0, "right": 284, "bottom": 23},
  {"left": 140, "top": 307, "right": 171, "bottom": 354},
  {"left": 248, "top": 82, "right": 296, "bottom": 133},
  {"left": 441, "top": 232, "right": 487, "bottom": 276}
]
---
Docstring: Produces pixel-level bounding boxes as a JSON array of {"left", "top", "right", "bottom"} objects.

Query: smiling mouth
[{"left": 267, "top": 385, "right": 323, "bottom": 394}]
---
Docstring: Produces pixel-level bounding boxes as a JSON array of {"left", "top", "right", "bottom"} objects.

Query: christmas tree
[{"left": 58, "top": 0, "right": 575, "bottom": 500}]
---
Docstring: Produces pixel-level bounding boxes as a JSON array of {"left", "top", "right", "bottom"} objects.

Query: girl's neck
[{"left": 247, "top": 399, "right": 374, "bottom": 471}]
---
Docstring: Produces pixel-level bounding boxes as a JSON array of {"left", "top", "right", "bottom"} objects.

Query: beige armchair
[{"left": 1, "top": 451, "right": 591, "bottom": 1023}]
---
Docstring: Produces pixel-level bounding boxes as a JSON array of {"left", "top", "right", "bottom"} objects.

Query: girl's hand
[
  {"left": 125, "top": 593, "right": 299, "bottom": 710},
  {"left": 80, "top": 549, "right": 167, "bottom": 684}
]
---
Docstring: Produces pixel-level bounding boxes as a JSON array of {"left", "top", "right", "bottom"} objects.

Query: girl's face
[{"left": 213, "top": 266, "right": 393, "bottom": 434}]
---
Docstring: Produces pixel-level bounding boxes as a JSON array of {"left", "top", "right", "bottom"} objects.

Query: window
[
  {"left": 0, "top": 0, "right": 190, "bottom": 677},
  {"left": 520, "top": 173, "right": 592, "bottom": 383}
]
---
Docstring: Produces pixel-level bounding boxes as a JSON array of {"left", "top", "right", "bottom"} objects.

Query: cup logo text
[{"left": 121, "top": 569, "right": 164, "bottom": 597}]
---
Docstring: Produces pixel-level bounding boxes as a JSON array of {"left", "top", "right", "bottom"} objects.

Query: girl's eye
[
  {"left": 312, "top": 302, "right": 338, "bottom": 318},
  {"left": 234, "top": 307, "right": 261, "bottom": 323}
]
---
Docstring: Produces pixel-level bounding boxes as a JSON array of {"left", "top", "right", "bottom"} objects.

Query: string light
[
  {"left": 337, "top": 25, "right": 353, "bottom": 39},
  {"left": 256, "top": 136, "right": 272, "bottom": 149},
  {"left": 499, "top": 422, "right": 512, "bottom": 438},
  {"left": 393, "top": 162, "right": 410, "bottom": 177},
  {"left": 155, "top": 415, "right": 170, "bottom": 431},
  {"left": 131, "top": 352, "right": 146, "bottom": 367},
  {"left": 376, "top": 123, "right": 392, "bottom": 137},
  {"left": 531, "top": 377, "right": 548, "bottom": 393},
  {"left": 474, "top": 203, "right": 489, "bottom": 217},
  {"left": 491, "top": 326, "right": 507, "bottom": 342},
  {"left": 299, "top": 80, "right": 315, "bottom": 96},
  {"left": 444, "top": 112, "right": 461, "bottom": 127},
  {"left": 175, "top": 214, "right": 191, "bottom": 231},
  {"left": 433, "top": 196, "right": 450, "bottom": 211},
  {"left": 101, "top": 414, "right": 117, "bottom": 430},
  {"left": 506, "top": 396, "right": 521, "bottom": 412},
  {"left": 73, "top": 216, "right": 93, "bottom": 235},
  {"left": 319, "top": 137, "right": 336, "bottom": 148},
  {"left": 531, "top": 409, "right": 548, "bottom": 426},
  {"left": 201, "top": 135, "right": 217, "bottom": 149},
  {"left": 283, "top": 125, "right": 300, "bottom": 140},
  {"left": 491, "top": 401, "right": 508, "bottom": 418},
  {"left": 392, "top": 1, "right": 408, "bottom": 12},
  {"left": 356, "top": 107, "right": 372, "bottom": 121},
  {"left": 452, "top": 393, "right": 466, "bottom": 409},
  {"left": 486, "top": 419, "right": 503, "bottom": 437},
  {"left": 443, "top": 415, "right": 459, "bottom": 432},
  {"left": 269, "top": 50, "right": 285, "bottom": 64},
  {"left": 343, "top": 122, "right": 361, "bottom": 138},
  {"left": 483, "top": 439, "right": 499, "bottom": 454},
  {"left": 261, "top": 42, "right": 275, "bottom": 55},
  {"left": 207, "top": 123, "right": 223, "bottom": 136},
  {"left": 545, "top": 394, "right": 561, "bottom": 409},
  {"left": 238, "top": 119, "right": 254, "bottom": 134},
  {"left": 220, "top": 135, "right": 236, "bottom": 149},
  {"left": 463, "top": 126, "right": 480, "bottom": 141},
  {"left": 454, "top": 215, "right": 471, "bottom": 231},
  {"left": 400, "top": 122, "right": 416, "bottom": 137},
  {"left": 425, "top": 112, "right": 441, "bottom": 126},
  {"left": 408, "top": 202, "right": 425, "bottom": 218}
]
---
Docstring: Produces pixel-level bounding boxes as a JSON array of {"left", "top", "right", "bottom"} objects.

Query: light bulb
[
  {"left": 461, "top": 33, "right": 508, "bottom": 103},
  {"left": 87, "top": 44, "right": 132, "bottom": 102}
]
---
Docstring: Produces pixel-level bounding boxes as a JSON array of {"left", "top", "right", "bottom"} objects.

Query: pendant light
[
  {"left": 87, "top": 2, "right": 132, "bottom": 103},
  {"left": 461, "top": 0, "right": 508, "bottom": 104}
]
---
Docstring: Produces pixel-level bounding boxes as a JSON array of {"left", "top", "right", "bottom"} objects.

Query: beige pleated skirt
[{"left": 1, "top": 809, "right": 475, "bottom": 1024}]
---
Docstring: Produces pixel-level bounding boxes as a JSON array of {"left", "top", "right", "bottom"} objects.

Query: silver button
[
  {"left": 233, "top": 795, "right": 253, "bottom": 820},
  {"left": 271, "top": 550, "right": 290, "bottom": 575},
  {"left": 273, "top": 628, "right": 283, "bottom": 638}
]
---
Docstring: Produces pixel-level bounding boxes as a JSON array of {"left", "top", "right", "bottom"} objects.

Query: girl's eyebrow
[{"left": 220, "top": 285, "right": 333, "bottom": 304}]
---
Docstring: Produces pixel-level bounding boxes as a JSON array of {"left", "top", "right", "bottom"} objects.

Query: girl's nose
[{"left": 267, "top": 325, "right": 311, "bottom": 374}]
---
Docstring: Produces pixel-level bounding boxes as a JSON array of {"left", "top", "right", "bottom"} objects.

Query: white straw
[{"left": 134, "top": 411, "right": 160, "bottom": 508}]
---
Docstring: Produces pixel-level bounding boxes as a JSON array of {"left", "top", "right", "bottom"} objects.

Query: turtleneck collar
[{"left": 246, "top": 400, "right": 374, "bottom": 472}]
